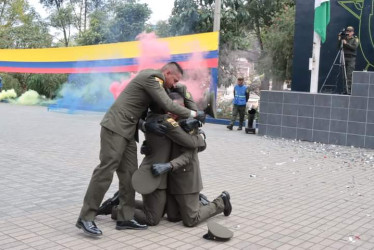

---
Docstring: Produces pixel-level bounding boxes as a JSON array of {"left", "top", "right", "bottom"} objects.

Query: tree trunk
[{"left": 84, "top": 0, "right": 87, "bottom": 32}]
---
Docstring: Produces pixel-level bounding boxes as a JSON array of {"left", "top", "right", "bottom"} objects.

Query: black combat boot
[
  {"left": 116, "top": 220, "right": 148, "bottom": 230},
  {"left": 220, "top": 191, "right": 232, "bottom": 216},
  {"left": 226, "top": 124, "right": 233, "bottom": 130},
  {"left": 97, "top": 191, "right": 119, "bottom": 216}
]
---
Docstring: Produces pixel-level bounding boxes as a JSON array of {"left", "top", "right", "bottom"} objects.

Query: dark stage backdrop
[{"left": 292, "top": 0, "right": 374, "bottom": 92}]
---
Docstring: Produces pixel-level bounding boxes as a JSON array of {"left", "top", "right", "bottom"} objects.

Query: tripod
[{"left": 319, "top": 39, "right": 348, "bottom": 94}]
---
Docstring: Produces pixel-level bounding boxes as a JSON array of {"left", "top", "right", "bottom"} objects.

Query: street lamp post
[{"left": 213, "top": 0, "right": 221, "bottom": 32}]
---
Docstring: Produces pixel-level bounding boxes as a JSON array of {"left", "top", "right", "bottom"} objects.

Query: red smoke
[{"left": 109, "top": 32, "right": 210, "bottom": 102}]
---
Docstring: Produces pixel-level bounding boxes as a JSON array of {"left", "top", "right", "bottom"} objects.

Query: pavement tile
[{"left": 2, "top": 104, "right": 374, "bottom": 249}]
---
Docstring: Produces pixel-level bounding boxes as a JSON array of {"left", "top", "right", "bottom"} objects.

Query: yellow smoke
[
  {"left": 0, "top": 89, "right": 17, "bottom": 101},
  {"left": 16, "top": 90, "right": 41, "bottom": 105}
]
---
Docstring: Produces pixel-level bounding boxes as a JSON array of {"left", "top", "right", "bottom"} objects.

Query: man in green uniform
[
  {"left": 158, "top": 115, "right": 232, "bottom": 227},
  {"left": 76, "top": 62, "right": 205, "bottom": 237},
  {"left": 97, "top": 86, "right": 206, "bottom": 223},
  {"left": 339, "top": 26, "right": 359, "bottom": 94},
  {"left": 161, "top": 144, "right": 232, "bottom": 227},
  {"left": 132, "top": 92, "right": 205, "bottom": 226}
]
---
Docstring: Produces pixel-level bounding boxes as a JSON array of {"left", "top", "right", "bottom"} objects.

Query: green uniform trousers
[
  {"left": 134, "top": 189, "right": 167, "bottom": 226},
  {"left": 230, "top": 104, "right": 246, "bottom": 127},
  {"left": 345, "top": 57, "right": 356, "bottom": 94},
  {"left": 166, "top": 193, "right": 224, "bottom": 227},
  {"left": 79, "top": 126, "right": 137, "bottom": 221}
]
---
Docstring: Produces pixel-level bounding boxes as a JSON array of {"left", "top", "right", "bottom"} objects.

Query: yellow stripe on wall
[{"left": 0, "top": 32, "right": 219, "bottom": 62}]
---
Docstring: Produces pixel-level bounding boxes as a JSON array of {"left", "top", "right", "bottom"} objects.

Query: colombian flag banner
[{"left": 0, "top": 32, "right": 219, "bottom": 74}]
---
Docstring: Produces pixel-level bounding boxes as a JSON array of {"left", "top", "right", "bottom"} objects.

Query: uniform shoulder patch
[
  {"left": 166, "top": 118, "right": 179, "bottom": 127},
  {"left": 185, "top": 92, "right": 192, "bottom": 99},
  {"left": 154, "top": 77, "right": 164, "bottom": 87}
]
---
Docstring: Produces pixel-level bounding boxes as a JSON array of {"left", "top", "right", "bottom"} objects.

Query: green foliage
[
  {"left": 258, "top": 5, "right": 295, "bottom": 84},
  {"left": 27, "top": 74, "right": 68, "bottom": 98},
  {"left": 106, "top": 2, "right": 151, "bottom": 42},
  {"left": 153, "top": 20, "right": 172, "bottom": 38},
  {"left": 77, "top": 1, "right": 151, "bottom": 45},
  {"left": 76, "top": 10, "right": 108, "bottom": 45},
  {"left": 0, "top": 74, "right": 22, "bottom": 95},
  {"left": 169, "top": 0, "right": 212, "bottom": 36},
  {"left": 0, "top": 0, "right": 52, "bottom": 48}
]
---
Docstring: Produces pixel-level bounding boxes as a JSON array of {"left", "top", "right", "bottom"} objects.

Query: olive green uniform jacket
[
  {"left": 134, "top": 113, "right": 205, "bottom": 226},
  {"left": 100, "top": 69, "right": 192, "bottom": 139},
  {"left": 80, "top": 70, "right": 193, "bottom": 222}
]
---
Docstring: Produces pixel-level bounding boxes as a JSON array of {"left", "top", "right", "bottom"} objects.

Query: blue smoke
[{"left": 49, "top": 73, "right": 129, "bottom": 113}]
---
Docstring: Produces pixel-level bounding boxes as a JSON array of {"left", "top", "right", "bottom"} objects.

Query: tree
[
  {"left": 76, "top": 9, "right": 108, "bottom": 45},
  {"left": 40, "top": 0, "right": 80, "bottom": 46},
  {"left": 258, "top": 4, "right": 295, "bottom": 90},
  {"left": 77, "top": 1, "right": 151, "bottom": 45},
  {"left": 106, "top": 1, "right": 151, "bottom": 42},
  {"left": 0, "top": 73, "right": 22, "bottom": 95},
  {"left": 27, "top": 74, "right": 68, "bottom": 98},
  {"left": 153, "top": 20, "right": 172, "bottom": 38},
  {"left": 0, "top": 0, "right": 52, "bottom": 48},
  {"left": 169, "top": 0, "right": 213, "bottom": 36},
  {"left": 68, "top": 0, "right": 105, "bottom": 36}
]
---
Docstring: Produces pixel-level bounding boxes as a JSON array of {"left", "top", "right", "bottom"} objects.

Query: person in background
[
  {"left": 339, "top": 26, "right": 359, "bottom": 94},
  {"left": 227, "top": 77, "right": 249, "bottom": 131}
]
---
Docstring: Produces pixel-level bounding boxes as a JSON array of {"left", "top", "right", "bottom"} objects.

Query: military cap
[
  {"left": 131, "top": 165, "right": 161, "bottom": 194},
  {"left": 346, "top": 26, "right": 354, "bottom": 31},
  {"left": 203, "top": 221, "right": 234, "bottom": 242}
]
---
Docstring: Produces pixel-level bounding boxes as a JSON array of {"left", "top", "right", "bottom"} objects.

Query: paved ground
[{"left": 1, "top": 103, "right": 374, "bottom": 250}]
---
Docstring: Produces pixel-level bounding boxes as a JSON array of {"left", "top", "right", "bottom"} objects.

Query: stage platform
[{"left": 258, "top": 71, "right": 374, "bottom": 148}]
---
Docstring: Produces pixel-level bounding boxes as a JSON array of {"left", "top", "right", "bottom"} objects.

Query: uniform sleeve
[
  {"left": 170, "top": 149, "right": 194, "bottom": 170},
  {"left": 344, "top": 38, "right": 359, "bottom": 51},
  {"left": 143, "top": 77, "right": 192, "bottom": 118},
  {"left": 162, "top": 118, "right": 205, "bottom": 149},
  {"left": 173, "top": 84, "right": 198, "bottom": 111}
]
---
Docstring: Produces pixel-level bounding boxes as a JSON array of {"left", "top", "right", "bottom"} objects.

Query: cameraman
[{"left": 338, "top": 26, "right": 359, "bottom": 94}]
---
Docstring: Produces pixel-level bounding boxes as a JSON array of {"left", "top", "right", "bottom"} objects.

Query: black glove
[
  {"left": 151, "top": 163, "right": 172, "bottom": 176},
  {"left": 195, "top": 111, "right": 206, "bottom": 124},
  {"left": 144, "top": 121, "right": 167, "bottom": 136},
  {"left": 180, "top": 118, "right": 202, "bottom": 133},
  {"left": 140, "top": 140, "right": 151, "bottom": 155}
]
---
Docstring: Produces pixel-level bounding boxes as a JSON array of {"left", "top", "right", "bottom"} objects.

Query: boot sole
[
  {"left": 222, "top": 191, "right": 232, "bottom": 216},
  {"left": 116, "top": 225, "right": 148, "bottom": 230},
  {"left": 76, "top": 222, "right": 102, "bottom": 237}
]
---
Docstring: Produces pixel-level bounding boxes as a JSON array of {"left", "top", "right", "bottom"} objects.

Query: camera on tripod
[{"left": 338, "top": 28, "right": 348, "bottom": 39}]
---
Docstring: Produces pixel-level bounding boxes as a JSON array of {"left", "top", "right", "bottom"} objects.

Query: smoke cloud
[
  {"left": 0, "top": 89, "right": 17, "bottom": 101},
  {"left": 53, "top": 32, "right": 211, "bottom": 113}
]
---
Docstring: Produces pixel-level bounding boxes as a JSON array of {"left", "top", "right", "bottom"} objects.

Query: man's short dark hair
[
  {"left": 162, "top": 62, "right": 184, "bottom": 75},
  {"left": 168, "top": 92, "right": 184, "bottom": 101}
]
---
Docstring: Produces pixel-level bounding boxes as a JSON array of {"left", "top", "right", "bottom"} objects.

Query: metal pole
[{"left": 213, "top": 0, "right": 221, "bottom": 32}]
